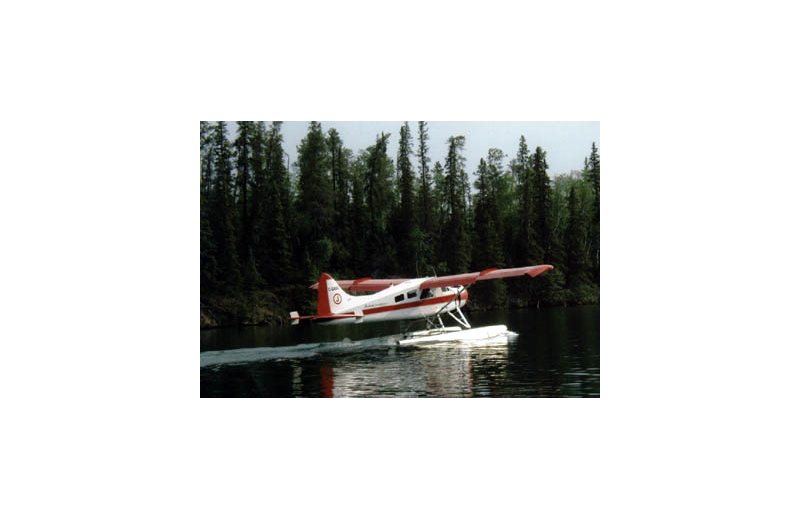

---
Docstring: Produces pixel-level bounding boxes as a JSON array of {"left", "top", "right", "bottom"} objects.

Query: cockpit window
[{"left": 420, "top": 288, "right": 432, "bottom": 299}]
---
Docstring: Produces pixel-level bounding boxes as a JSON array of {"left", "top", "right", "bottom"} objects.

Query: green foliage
[
  {"left": 296, "top": 121, "right": 333, "bottom": 280},
  {"left": 200, "top": 122, "right": 600, "bottom": 326},
  {"left": 471, "top": 154, "right": 507, "bottom": 308},
  {"left": 396, "top": 122, "right": 417, "bottom": 275},
  {"left": 416, "top": 121, "right": 433, "bottom": 234},
  {"left": 208, "top": 121, "right": 241, "bottom": 293},
  {"left": 586, "top": 142, "right": 600, "bottom": 282},
  {"left": 362, "top": 133, "right": 397, "bottom": 274},
  {"left": 443, "top": 135, "right": 471, "bottom": 273}
]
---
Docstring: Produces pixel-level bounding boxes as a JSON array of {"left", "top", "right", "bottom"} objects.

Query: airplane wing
[
  {"left": 419, "top": 265, "right": 553, "bottom": 289},
  {"left": 308, "top": 265, "right": 552, "bottom": 292},
  {"left": 309, "top": 277, "right": 410, "bottom": 292}
]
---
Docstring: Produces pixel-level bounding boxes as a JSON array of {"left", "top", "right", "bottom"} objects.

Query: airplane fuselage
[{"left": 317, "top": 278, "right": 468, "bottom": 325}]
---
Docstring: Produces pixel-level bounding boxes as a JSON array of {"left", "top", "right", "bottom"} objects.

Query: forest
[{"left": 200, "top": 121, "right": 599, "bottom": 328}]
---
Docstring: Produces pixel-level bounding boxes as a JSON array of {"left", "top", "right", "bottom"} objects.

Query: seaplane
[{"left": 290, "top": 265, "right": 553, "bottom": 345}]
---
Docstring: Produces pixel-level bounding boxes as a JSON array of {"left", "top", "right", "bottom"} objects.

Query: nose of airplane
[{"left": 460, "top": 289, "right": 469, "bottom": 306}]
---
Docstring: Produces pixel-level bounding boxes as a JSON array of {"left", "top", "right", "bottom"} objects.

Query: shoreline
[{"left": 200, "top": 300, "right": 599, "bottom": 330}]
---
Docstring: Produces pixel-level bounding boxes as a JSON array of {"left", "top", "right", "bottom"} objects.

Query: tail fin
[{"left": 316, "top": 273, "right": 349, "bottom": 316}]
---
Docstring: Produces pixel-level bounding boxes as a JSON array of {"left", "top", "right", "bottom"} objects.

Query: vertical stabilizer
[{"left": 316, "top": 273, "right": 348, "bottom": 316}]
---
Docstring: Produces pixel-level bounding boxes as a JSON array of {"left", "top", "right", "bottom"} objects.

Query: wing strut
[{"left": 428, "top": 285, "right": 471, "bottom": 329}]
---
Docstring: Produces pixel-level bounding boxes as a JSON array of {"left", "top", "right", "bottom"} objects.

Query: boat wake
[
  {"left": 200, "top": 330, "right": 518, "bottom": 368},
  {"left": 200, "top": 334, "right": 404, "bottom": 367}
]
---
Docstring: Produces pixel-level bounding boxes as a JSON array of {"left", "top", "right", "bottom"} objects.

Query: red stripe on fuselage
[{"left": 362, "top": 291, "right": 468, "bottom": 315}]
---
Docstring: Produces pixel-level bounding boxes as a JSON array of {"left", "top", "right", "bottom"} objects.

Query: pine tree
[
  {"left": 209, "top": 121, "right": 241, "bottom": 292},
  {"left": 530, "top": 145, "right": 565, "bottom": 305},
  {"left": 200, "top": 121, "right": 214, "bottom": 198},
  {"left": 200, "top": 122, "right": 216, "bottom": 293},
  {"left": 564, "top": 185, "right": 589, "bottom": 291},
  {"left": 515, "top": 136, "right": 540, "bottom": 266},
  {"left": 431, "top": 160, "right": 446, "bottom": 272},
  {"left": 233, "top": 122, "right": 256, "bottom": 278},
  {"left": 586, "top": 142, "right": 600, "bottom": 282},
  {"left": 416, "top": 121, "right": 433, "bottom": 234},
  {"left": 362, "top": 132, "right": 396, "bottom": 274},
  {"left": 443, "top": 136, "right": 470, "bottom": 273},
  {"left": 472, "top": 154, "right": 506, "bottom": 307},
  {"left": 349, "top": 151, "right": 369, "bottom": 274},
  {"left": 295, "top": 122, "right": 333, "bottom": 280},
  {"left": 253, "top": 122, "right": 291, "bottom": 287},
  {"left": 327, "top": 128, "right": 351, "bottom": 271},
  {"left": 531, "top": 145, "right": 553, "bottom": 262},
  {"left": 397, "top": 122, "right": 417, "bottom": 274}
]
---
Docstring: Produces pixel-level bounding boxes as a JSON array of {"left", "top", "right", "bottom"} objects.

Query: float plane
[{"left": 290, "top": 265, "right": 553, "bottom": 345}]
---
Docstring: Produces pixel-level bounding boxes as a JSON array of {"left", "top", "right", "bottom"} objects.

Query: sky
[{"left": 230, "top": 121, "right": 599, "bottom": 178}]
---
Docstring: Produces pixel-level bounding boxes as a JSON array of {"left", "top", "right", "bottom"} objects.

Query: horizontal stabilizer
[{"left": 288, "top": 311, "right": 364, "bottom": 324}]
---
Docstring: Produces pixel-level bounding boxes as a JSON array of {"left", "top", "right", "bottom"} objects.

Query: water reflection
[
  {"left": 200, "top": 306, "right": 600, "bottom": 397},
  {"left": 322, "top": 340, "right": 511, "bottom": 398}
]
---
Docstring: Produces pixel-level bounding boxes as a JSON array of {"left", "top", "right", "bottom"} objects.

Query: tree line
[{"left": 200, "top": 121, "right": 599, "bottom": 325}]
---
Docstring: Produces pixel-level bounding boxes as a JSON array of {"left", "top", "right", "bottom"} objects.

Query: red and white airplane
[{"left": 290, "top": 265, "right": 553, "bottom": 345}]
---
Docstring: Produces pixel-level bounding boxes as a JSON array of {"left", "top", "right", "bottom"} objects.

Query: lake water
[{"left": 200, "top": 305, "right": 599, "bottom": 397}]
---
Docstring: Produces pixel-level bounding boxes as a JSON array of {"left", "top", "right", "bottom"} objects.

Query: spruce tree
[
  {"left": 586, "top": 142, "right": 600, "bottom": 282},
  {"left": 531, "top": 145, "right": 565, "bottom": 304},
  {"left": 431, "top": 161, "right": 446, "bottom": 272},
  {"left": 254, "top": 122, "right": 291, "bottom": 287},
  {"left": 200, "top": 122, "right": 216, "bottom": 293},
  {"left": 397, "top": 122, "right": 417, "bottom": 274},
  {"left": 472, "top": 155, "right": 506, "bottom": 307},
  {"left": 531, "top": 146, "right": 553, "bottom": 261},
  {"left": 416, "top": 121, "right": 433, "bottom": 234},
  {"left": 443, "top": 136, "right": 470, "bottom": 273},
  {"left": 348, "top": 151, "right": 368, "bottom": 274},
  {"left": 327, "top": 128, "right": 351, "bottom": 271},
  {"left": 295, "top": 122, "right": 333, "bottom": 280},
  {"left": 233, "top": 122, "right": 255, "bottom": 276},
  {"left": 358, "top": 132, "right": 396, "bottom": 274},
  {"left": 209, "top": 121, "right": 241, "bottom": 292},
  {"left": 564, "top": 185, "right": 589, "bottom": 291},
  {"left": 515, "top": 136, "right": 540, "bottom": 266}
]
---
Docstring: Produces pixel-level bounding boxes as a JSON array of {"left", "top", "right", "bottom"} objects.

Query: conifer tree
[
  {"left": 233, "top": 121, "right": 255, "bottom": 270},
  {"left": 416, "top": 121, "right": 432, "bottom": 234},
  {"left": 564, "top": 185, "right": 589, "bottom": 290},
  {"left": 200, "top": 122, "right": 216, "bottom": 293},
  {"left": 254, "top": 122, "right": 291, "bottom": 286},
  {"left": 348, "top": 152, "right": 368, "bottom": 274},
  {"left": 200, "top": 121, "right": 214, "bottom": 197},
  {"left": 296, "top": 121, "right": 332, "bottom": 280},
  {"left": 530, "top": 145, "right": 566, "bottom": 305},
  {"left": 531, "top": 145, "right": 553, "bottom": 261},
  {"left": 397, "top": 122, "right": 417, "bottom": 274},
  {"left": 327, "top": 128, "right": 351, "bottom": 271},
  {"left": 586, "top": 142, "right": 600, "bottom": 282},
  {"left": 209, "top": 121, "right": 241, "bottom": 292},
  {"left": 515, "top": 136, "right": 540, "bottom": 266},
  {"left": 431, "top": 160, "right": 446, "bottom": 271},
  {"left": 363, "top": 132, "right": 396, "bottom": 274},
  {"left": 443, "top": 136, "right": 470, "bottom": 273},
  {"left": 472, "top": 154, "right": 506, "bottom": 306}
]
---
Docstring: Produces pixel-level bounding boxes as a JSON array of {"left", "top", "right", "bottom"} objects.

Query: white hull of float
[{"left": 397, "top": 325, "right": 509, "bottom": 345}]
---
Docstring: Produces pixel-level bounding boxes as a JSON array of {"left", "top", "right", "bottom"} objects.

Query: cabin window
[
  {"left": 407, "top": 291, "right": 417, "bottom": 299},
  {"left": 395, "top": 294, "right": 405, "bottom": 303},
  {"left": 420, "top": 288, "right": 432, "bottom": 300}
]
